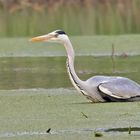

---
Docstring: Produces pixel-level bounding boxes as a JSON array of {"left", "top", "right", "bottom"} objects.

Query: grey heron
[{"left": 31, "top": 30, "right": 140, "bottom": 102}]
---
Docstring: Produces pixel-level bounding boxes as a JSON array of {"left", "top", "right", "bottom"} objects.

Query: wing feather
[{"left": 98, "top": 78, "right": 140, "bottom": 101}]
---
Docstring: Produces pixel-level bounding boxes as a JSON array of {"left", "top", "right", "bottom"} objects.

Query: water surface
[{"left": 0, "top": 56, "right": 139, "bottom": 89}]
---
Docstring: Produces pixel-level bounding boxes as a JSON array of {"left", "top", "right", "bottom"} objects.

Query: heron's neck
[{"left": 64, "top": 40, "right": 84, "bottom": 90}]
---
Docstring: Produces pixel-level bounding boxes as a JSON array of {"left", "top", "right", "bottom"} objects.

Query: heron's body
[
  {"left": 85, "top": 76, "right": 140, "bottom": 102},
  {"left": 31, "top": 30, "right": 140, "bottom": 102}
]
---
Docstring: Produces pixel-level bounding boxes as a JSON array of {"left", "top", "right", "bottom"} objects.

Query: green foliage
[{"left": 0, "top": 1, "right": 140, "bottom": 36}]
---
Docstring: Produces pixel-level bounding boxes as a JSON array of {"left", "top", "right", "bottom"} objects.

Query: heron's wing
[{"left": 98, "top": 78, "right": 140, "bottom": 101}]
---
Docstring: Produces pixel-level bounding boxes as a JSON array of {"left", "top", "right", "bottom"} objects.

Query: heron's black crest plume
[{"left": 55, "top": 30, "right": 66, "bottom": 35}]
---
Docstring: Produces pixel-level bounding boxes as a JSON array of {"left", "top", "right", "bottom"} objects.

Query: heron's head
[{"left": 30, "top": 30, "right": 68, "bottom": 44}]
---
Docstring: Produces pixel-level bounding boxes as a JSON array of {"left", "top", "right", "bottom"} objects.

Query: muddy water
[{"left": 0, "top": 56, "right": 139, "bottom": 89}]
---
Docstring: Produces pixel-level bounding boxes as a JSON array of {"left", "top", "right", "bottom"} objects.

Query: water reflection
[{"left": 0, "top": 56, "right": 139, "bottom": 89}]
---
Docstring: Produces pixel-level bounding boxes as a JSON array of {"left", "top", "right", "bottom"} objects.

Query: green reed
[{"left": 0, "top": 1, "right": 140, "bottom": 37}]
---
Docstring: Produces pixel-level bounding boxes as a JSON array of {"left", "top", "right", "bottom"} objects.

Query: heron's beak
[{"left": 30, "top": 34, "right": 55, "bottom": 42}]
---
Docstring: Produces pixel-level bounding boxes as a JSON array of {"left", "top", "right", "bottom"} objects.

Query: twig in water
[
  {"left": 46, "top": 128, "right": 51, "bottom": 133},
  {"left": 128, "top": 126, "right": 131, "bottom": 134},
  {"left": 81, "top": 112, "right": 88, "bottom": 118},
  {"left": 111, "top": 43, "right": 116, "bottom": 73}
]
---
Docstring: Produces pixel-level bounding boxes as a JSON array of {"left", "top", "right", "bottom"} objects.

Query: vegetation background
[{"left": 0, "top": 0, "right": 140, "bottom": 36}]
